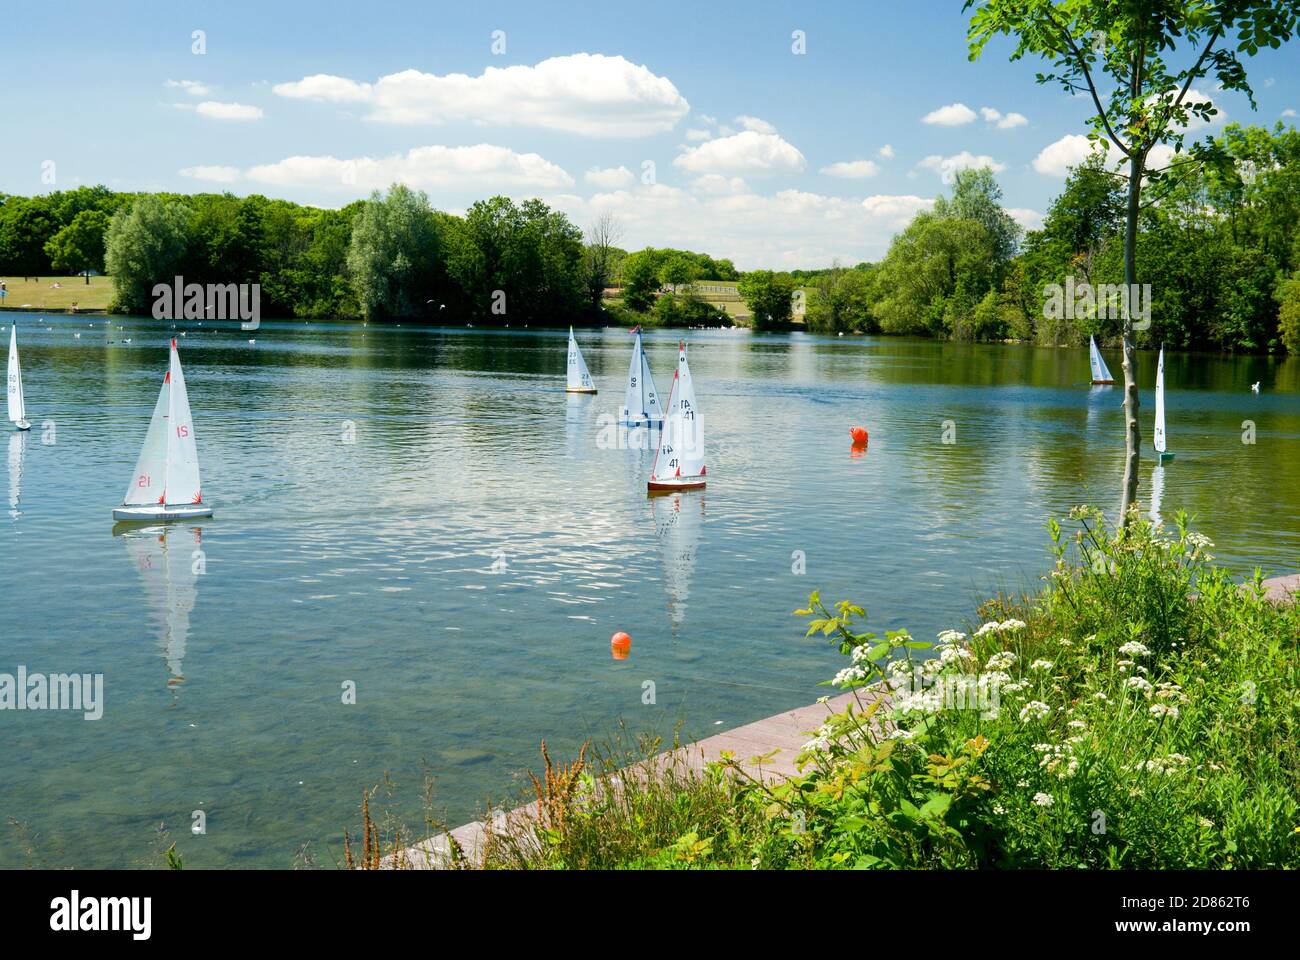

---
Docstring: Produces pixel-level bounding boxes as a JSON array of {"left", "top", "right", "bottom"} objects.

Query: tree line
[{"left": 1, "top": 121, "right": 1296, "bottom": 351}]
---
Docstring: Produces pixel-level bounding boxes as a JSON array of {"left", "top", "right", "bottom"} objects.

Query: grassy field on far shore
[{"left": 0, "top": 276, "right": 112, "bottom": 311}]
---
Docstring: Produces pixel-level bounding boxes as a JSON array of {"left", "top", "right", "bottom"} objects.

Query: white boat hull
[
  {"left": 113, "top": 503, "right": 214, "bottom": 522},
  {"left": 648, "top": 475, "right": 706, "bottom": 493},
  {"left": 13, "top": 419, "right": 30, "bottom": 431}
]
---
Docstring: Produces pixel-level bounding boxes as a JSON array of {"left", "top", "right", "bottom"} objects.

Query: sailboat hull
[
  {"left": 13, "top": 420, "right": 30, "bottom": 431},
  {"left": 113, "top": 503, "right": 214, "bottom": 522},
  {"left": 648, "top": 476, "right": 706, "bottom": 493},
  {"left": 565, "top": 386, "right": 597, "bottom": 394},
  {"left": 1158, "top": 452, "right": 1176, "bottom": 463},
  {"left": 1090, "top": 379, "right": 1116, "bottom": 385}
]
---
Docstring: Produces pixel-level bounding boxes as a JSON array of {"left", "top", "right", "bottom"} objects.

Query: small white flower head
[
  {"left": 985, "top": 651, "right": 1017, "bottom": 671},
  {"left": 1000, "top": 619, "right": 1027, "bottom": 632},
  {"left": 1030, "top": 659, "right": 1054, "bottom": 672},
  {"left": 1124, "top": 676, "right": 1154, "bottom": 697},
  {"left": 1148, "top": 703, "right": 1179, "bottom": 720},
  {"left": 1067, "top": 719, "right": 1088, "bottom": 730},
  {"left": 1118, "top": 640, "right": 1151, "bottom": 657},
  {"left": 1032, "top": 792, "right": 1054, "bottom": 808},
  {"left": 832, "top": 665, "right": 867, "bottom": 688},
  {"left": 937, "top": 629, "right": 967, "bottom": 645},
  {"left": 1019, "top": 700, "right": 1051, "bottom": 722},
  {"left": 816, "top": 696, "right": 830, "bottom": 704},
  {"left": 1057, "top": 637, "right": 1073, "bottom": 647},
  {"left": 992, "top": 803, "right": 1006, "bottom": 815}
]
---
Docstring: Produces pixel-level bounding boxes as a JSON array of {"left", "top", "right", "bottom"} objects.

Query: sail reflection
[
  {"left": 650, "top": 491, "right": 704, "bottom": 636},
  {"left": 7, "top": 431, "right": 24, "bottom": 520},
  {"left": 116, "top": 524, "right": 203, "bottom": 689},
  {"left": 1149, "top": 464, "right": 1165, "bottom": 528}
]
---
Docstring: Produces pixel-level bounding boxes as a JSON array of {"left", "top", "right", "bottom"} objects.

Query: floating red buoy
[
  {"left": 610, "top": 631, "right": 632, "bottom": 660},
  {"left": 849, "top": 426, "right": 869, "bottom": 445}
]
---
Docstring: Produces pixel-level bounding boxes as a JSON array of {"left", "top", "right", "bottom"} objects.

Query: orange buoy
[
  {"left": 610, "top": 631, "right": 632, "bottom": 660},
  {"left": 849, "top": 426, "right": 869, "bottom": 445}
]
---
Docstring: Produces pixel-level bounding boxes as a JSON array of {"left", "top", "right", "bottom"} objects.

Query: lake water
[{"left": 2, "top": 311, "right": 1297, "bottom": 868}]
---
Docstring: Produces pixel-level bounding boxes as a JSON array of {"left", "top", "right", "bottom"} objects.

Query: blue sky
[{"left": 3, "top": 0, "right": 1298, "bottom": 267}]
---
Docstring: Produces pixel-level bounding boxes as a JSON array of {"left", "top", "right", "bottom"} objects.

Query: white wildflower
[
  {"left": 985, "top": 651, "right": 1017, "bottom": 671},
  {"left": 1148, "top": 703, "right": 1180, "bottom": 720},
  {"left": 1033, "top": 792, "right": 1054, "bottom": 808},
  {"left": 1030, "top": 660, "right": 1054, "bottom": 672},
  {"left": 1118, "top": 640, "right": 1151, "bottom": 657},
  {"left": 1019, "top": 700, "right": 1051, "bottom": 722}
]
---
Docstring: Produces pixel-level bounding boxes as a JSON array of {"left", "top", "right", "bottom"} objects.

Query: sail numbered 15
[{"left": 114, "top": 339, "right": 213, "bottom": 522}]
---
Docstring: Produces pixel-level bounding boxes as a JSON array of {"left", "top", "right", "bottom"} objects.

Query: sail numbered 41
[
  {"left": 648, "top": 341, "right": 706, "bottom": 492},
  {"left": 114, "top": 339, "right": 213, "bottom": 522}
]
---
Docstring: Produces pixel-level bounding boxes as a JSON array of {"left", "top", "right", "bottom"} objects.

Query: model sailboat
[
  {"left": 114, "top": 339, "right": 213, "bottom": 522},
  {"left": 619, "top": 328, "right": 663, "bottom": 428},
  {"left": 1088, "top": 336, "right": 1116, "bottom": 385},
  {"left": 648, "top": 341, "right": 706, "bottom": 492},
  {"left": 7, "top": 324, "right": 30, "bottom": 431},
  {"left": 1154, "top": 345, "right": 1174, "bottom": 462},
  {"left": 566, "top": 327, "right": 596, "bottom": 393}
]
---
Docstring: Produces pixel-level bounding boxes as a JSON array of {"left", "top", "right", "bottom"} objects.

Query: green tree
[
  {"left": 620, "top": 249, "right": 662, "bottom": 312},
  {"left": 967, "top": 0, "right": 1300, "bottom": 519},
  {"left": 872, "top": 213, "right": 995, "bottom": 336},
  {"left": 104, "top": 196, "right": 193, "bottom": 312},
  {"left": 44, "top": 209, "right": 109, "bottom": 282},
  {"left": 805, "top": 263, "right": 875, "bottom": 334},
  {"left": 737, "top": 270, "right": 797, "bottom": 329},
  {"left": 346, "top": 184, "right": 442, "bottom": 320},
  {"left": 947, "top": 167, "right": 1022, "bottom": 270}
]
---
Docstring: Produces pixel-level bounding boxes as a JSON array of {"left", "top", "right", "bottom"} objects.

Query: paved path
[{"left": 397, "top": 572, "right": 1298, "bottom": 869}]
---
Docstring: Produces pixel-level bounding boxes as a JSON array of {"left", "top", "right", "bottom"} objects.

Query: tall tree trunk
[{"left": 1119, "top": 150, "right": 1144, "bottom": 524}]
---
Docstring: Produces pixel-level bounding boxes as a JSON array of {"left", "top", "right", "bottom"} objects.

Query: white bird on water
[{"left": 1251, "top": 381, "right": 1260, "bottom": 393}]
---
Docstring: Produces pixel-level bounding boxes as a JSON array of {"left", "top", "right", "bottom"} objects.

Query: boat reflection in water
[
  {"left": 7, "top": 431, "right": 24, "bottom": 520},
  {"left": 114, "top": 523, "right": 203, "bottom": 690},
  {"left": 650, "top": 490, "right": 704, "bottom": 638}
]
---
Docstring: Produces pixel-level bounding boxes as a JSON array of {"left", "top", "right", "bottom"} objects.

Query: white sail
[
  {"left": 1153, "top": 346, "right": 1167, "bottom": 454},
  {"left": 651, "top": 491, "right": 703, "bottom": 632},
  {"left": 566, "top": 327, "right": 595, "bottom": 392},
  {"left": 7, "top": 325, "right": 26, "bottom": 424},
  {"left": 650, "top": 342, "right": 705, "bottom": 483},
  {"left": 123, "top": 376, "right": 170, "bottom": 506},
  {"left": 165, "top": 340, "right": 203, "bottom": 505},
  {"left": 619, "top": 331, "right": 663, "bottom": 426},
  {"left": 122, "top": 339, "right": 203, "bottom": 508},
  {"left": 1089, "top": 336, "right": 1114, "bottom": 383}
]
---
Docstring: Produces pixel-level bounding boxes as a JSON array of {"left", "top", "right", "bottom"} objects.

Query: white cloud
[
  {"left": 878, "top": 144, "right": 895, "bottom": 159},
  {"left": 194, "top": 101, "right": 264, "bottom": 121},
  {"left": 1032, "top": 134, "right": 1108, "bottom": 175},
  {"left": 272, "top": 53, "right": 689, "bottom": 137},
  {"left": 860, "top": 194, "right": 934, "bottom": 224},
  {"left": 689, "top": 174, "right": 751, "bottom": 195},
  {"left": 1283, "top": 108, "right": 1298, "bottom": 118},
  {"left": 918, "top": 151, "right": 1005, "bottom": 181},
  {"left": 583, "top": 165, "right": 635, "bottom": 189},
  {"left": 684, "top": 128, "right": 713, "bottom": 142},
  {"left": 180, "top": 165, "right": 241, "bottom": 183},
  {"left": 549, "top": 183, "right": 936, "bottom": 268},
  {"left": 167, "top": 79, "right": 212, "bottom": 97},
  {"left": 922, "top": 103, "right": 977, "bottom": 126},
  {"left": 1006, "top": 208, "right": 1044, "bottom": 229},
  {"left": 980, "top": 107, "right": 1028, "bottom": 129},
  {"left": 673, "top": 130, "right": 806, "bottom": 177},
  {"left": 820, "top": 159, "right": 880, "bottom": 179},
  {"left": 734, "top": 115, "right": 777, "bottom": 134},
  {"left": 244, "top": 144, "right": 574, "bottom": 192}
]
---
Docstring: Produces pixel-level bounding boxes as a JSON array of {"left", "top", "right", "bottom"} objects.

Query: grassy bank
[
  {"left": 343, "top": 509, "right": 1298, "bottom": 870},
  {"left": 0, "top": 275, "right": 112, "bottom": 311}
]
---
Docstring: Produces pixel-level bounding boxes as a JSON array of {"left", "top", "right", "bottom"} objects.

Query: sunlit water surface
[{"left": 1, "top": 312, "right": 1296, "bottom": 867}]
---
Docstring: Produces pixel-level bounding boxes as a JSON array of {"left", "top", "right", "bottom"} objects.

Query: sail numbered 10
[
  {"left": 113, "top": 339, "right": 214, "bottom": 522},
  {"left": 648, "top": 341, "right": 706, "bottom": 493},
  {"left": 618, "top": 328, "right": 663, "bottom": 428}
]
